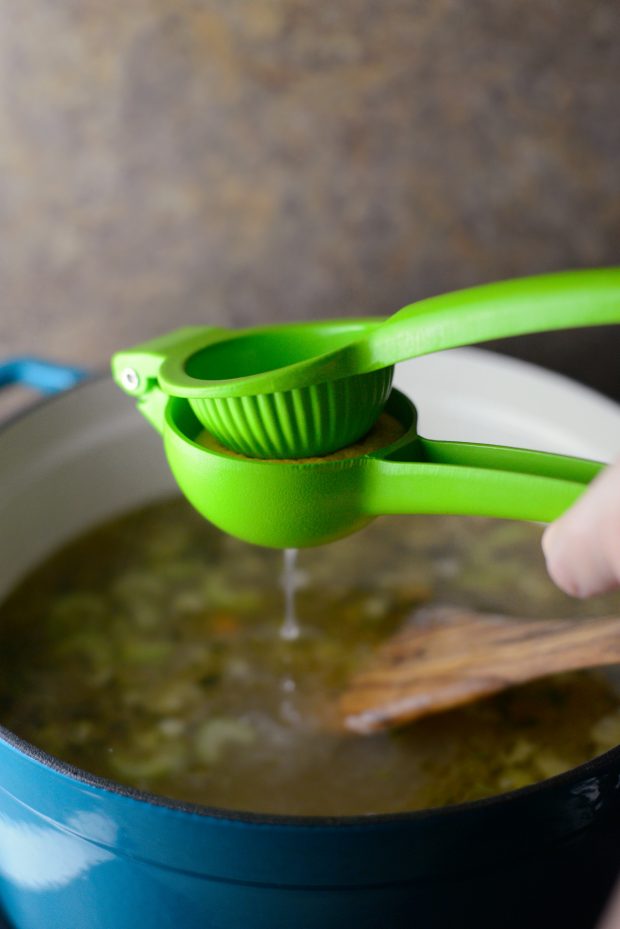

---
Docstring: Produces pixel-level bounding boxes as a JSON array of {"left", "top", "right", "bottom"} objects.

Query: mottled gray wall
[{"left": 0, "top": 0, "right": 618, "bottom": 402}]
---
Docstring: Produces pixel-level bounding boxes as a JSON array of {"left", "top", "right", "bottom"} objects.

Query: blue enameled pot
[{"left": 1, "top": 354, "right": 620, "bottom": 929}]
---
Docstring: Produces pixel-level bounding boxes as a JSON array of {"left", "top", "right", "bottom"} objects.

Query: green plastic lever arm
[
  {"left": 367, "top": 438, "right": 603, "bottom": 524},
  {"left": 361, "top": 267, "right": 620, "bottom": 371}
]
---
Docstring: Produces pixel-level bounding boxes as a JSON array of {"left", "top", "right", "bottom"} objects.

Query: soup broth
[{"left": 1, "top": 499, "right": 620, "bottom": 816}]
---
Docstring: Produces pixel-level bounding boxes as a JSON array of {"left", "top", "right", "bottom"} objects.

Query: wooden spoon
[{"left": 339, "top": 607, "right": 620, "bottom": 734}]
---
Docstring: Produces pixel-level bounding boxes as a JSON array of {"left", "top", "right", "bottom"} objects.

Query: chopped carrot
[{"left": 210, "top": 611, "right": 240, "bottom": 637}]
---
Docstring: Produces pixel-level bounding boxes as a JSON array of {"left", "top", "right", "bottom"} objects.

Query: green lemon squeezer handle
[
  {"left": 372, "top": 268, "right": 619, "bottom": 359},
  {"left": 114, "top": 268, "right": 620, "bottom": 402},
  {"left": 339, "top": 267, "right": 620, "bottom": 383},
  {"left": 367, "top": 438, "right": 601, "bottom": 526}
]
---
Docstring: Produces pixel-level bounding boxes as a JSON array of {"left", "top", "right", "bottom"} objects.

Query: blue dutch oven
[{"left": 1, "top": 353, "right": 620, "bottom": 929}]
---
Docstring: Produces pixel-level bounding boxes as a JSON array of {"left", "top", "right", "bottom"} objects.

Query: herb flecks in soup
[{"left": 1, "top": 500, "right": 620, "bottom": 816}]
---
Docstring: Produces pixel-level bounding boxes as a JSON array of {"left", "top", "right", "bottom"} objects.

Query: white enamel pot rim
[{"left": 1, "top": 346, "right": 620, "bottom": 829}]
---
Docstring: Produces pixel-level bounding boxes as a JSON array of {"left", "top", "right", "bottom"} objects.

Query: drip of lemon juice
[{"left": 280, "top": 548, "right": 302, "bottom": 641}]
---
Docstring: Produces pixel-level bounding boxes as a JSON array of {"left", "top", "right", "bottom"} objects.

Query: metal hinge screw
[{"left": 119, "top": 367, "right": 141, "bottom": 392}]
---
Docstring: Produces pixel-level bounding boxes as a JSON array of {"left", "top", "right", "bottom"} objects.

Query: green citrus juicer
[{"left": 112, "top": 267, "right": 620, "bottom": 548}]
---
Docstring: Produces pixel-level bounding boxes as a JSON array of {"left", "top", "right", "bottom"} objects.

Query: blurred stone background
[{"left": 0, "top": 0, "right": 618, "bottom": 414}]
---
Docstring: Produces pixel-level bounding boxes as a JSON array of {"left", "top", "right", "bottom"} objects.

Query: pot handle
[{"left": 0, "top": 357, "right": 87, "bottom": 394}]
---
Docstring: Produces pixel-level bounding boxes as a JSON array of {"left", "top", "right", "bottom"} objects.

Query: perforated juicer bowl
[
  {"left": 162, "top": 387, "right": 415, "bottom": 547},
  {"left": 147, "top": 384, "right": 602, "bottom": 549}
]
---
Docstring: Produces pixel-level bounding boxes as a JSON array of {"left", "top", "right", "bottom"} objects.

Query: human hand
[
  {"left": 542, "top": 459, "right": 620, "bottom": 599},
  {"left": 544, "top": 460, "right": 620, "bottom": 928}
]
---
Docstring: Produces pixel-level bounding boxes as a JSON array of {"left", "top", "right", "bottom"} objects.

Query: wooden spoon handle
[{"left": 339, "top": 608, "right": 620, "bottom": 734}]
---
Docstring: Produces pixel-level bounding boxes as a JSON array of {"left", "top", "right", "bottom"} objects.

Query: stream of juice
[{"left": 280, "top": 548, "right": 302, "bottom": 641}]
